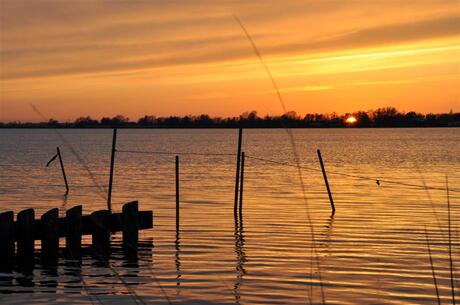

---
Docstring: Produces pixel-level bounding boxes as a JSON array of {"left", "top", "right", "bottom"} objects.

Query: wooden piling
[
  {"left": 238, "top": 152, "right": 245, "bottom": 220},
  {"left": 91, "top": 210, "right": 111, "bottom": 259},
  {"left": 317, "top": 149, "right": 335, "bottom": 214},
  {"left": 66, "top": 205, "right": 82, "bottom": 259},
  {"left": 0, "top": 211, "right": 15, "bottom": 271},
  {"left": 41, "top": 208, "right": 59, "bottom": 264},
  {"left": 57, "top": 147, "right": 69, "bottom": 193},
  {"left": 176, "top": 155, "right": 180, "bottom": 234},
  {"left": 234, "top": 127, "right": 243, "bottom": 217},
  {"left": 17, "top": 209, "right": 35, "bottom": 270},
  {"left": 107, "top": 128, "right": 118, "bottom": 213},
  {"left": 122, "top": 202, "right": 139, "bottom": 255}
]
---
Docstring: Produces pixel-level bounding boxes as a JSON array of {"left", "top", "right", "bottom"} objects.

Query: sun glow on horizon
[{"left": 346, "top": 116, "right": 358, "bottom": 124}]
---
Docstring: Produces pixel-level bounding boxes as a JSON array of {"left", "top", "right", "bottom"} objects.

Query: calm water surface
[{"left": 0, "top": 128, "right": 459, "bottom": 304}]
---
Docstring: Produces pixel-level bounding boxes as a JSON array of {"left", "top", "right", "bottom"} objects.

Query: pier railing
[{"left": 0, "top": 201, "right": 153, "bottom": 271}]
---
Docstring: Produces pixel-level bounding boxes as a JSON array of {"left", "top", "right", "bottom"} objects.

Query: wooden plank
[
  {"left": 123, "top": 202, "right": 139, "bottom": 256},
  {"left": 41, "top": 208, "right": 59, "bottom": 265},
  {"left": 66, "top": 205, "right": 82, "bottom": 259},
  {"left": 91, "top": 210, "right": 111, "bottom": 259},
  {"left": 16, "top": 208, "right": 35, "bottom": 271},
  {"left": 11, "top": 204, "right": 153, "bottom": 241},
  {"left": 0, "top": 211, "right": 15, "bottom": 271}
]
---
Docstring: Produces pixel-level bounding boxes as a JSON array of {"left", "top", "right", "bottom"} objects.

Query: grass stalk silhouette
[
  {"left": 233, "top": 14, "right": 325, "bottom": 304},
  {"left": 446, "top": 176, "right": 457, "bottom": 305},
  {"left": 30, "top": 104, "right": 172, "bottom": 305},
  {"left": 424, "top": 225, "right": 441, "bottom": 305}
]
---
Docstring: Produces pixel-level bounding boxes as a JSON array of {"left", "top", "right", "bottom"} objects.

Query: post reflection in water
[
  {"left": 175, "top": 233, "right": 181, "bottom": 291},
  {"left": 0, "top": 272, "right": 14, "bottom": 294},
  {"left": 61, "top": 192, "right": 69, "bottom": 208},
  {"left": 40, "top": 264, "right": 58, "bottom": 293},
  {"left": 320, "top": 214, "right": 335, "bottom": 257},
  {"left": 234, "top": 215, "right": 247, "bottom": 305},
  {"left": 0, "top": 238, "right": 154, "bottom": 296}
]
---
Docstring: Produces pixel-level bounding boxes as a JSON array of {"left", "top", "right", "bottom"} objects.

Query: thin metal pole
[
  {"left": 234, "top": 128, "right": 243, "bottom": 217},
  {"left": 317, "top": 149, "right": 335, "bottom": 214},
  {"left": 176, "top": 155, "right": 180, "bottom": 234},
  {"left": 57, "top": 147, "right": 69, "bottom": 193},
  {"left": 238, "top": 152, "right": 245, "bottom": 220},
  {"left": 107, "top": 128, "right": 117, "bottom": 213}
]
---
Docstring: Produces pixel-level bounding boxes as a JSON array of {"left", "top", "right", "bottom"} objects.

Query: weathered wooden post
[
  {"left": 57, "top": 147, "right": 69, "bottom": 193},
  {"left": 17, "top": 209, "right": 35, "bottom": 271},
  {"left": 122, "top": 202, "right": 139, "bottom": 256},
  {"left": 41, "top": 208, "right": 59, "bottom": 265},
  {"left": 0, "top": 211, "right": 15, "bottom": 271},
  {"left": 175, "top": 155, "right": 180, "bottom": 234},
  {"left": 238, "top": 152, "right": 246, "bottom": 220},
  {"left": 107, "top": 128, "right": 118, "bottom": 213},
  {"left": 234, "top": 127, "right": 243, "bottom": 217},
  {"left": 66, "top": 205, "right": 82, "bottom": 259},
  {"left": 317, "top": 149, "right": 335, "bottom": 214},
  {"left": 91, "top": 210, "right": 111, "bottom": 260}
]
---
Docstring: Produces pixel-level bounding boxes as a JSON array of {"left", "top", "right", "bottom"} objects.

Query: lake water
[{"left": 0, "top": 128, "right": 459, "bottom": 304}]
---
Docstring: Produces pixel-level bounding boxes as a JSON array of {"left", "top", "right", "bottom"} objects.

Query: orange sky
[{"left": 1, "top": 0, "right": 459, "bottom": 122}]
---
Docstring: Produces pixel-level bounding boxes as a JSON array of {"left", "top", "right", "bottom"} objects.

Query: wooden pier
[{"left": 0, "top": 201, "right": 153, "bottom": 271}]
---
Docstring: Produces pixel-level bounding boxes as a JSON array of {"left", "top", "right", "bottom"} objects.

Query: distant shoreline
[
  {"left": 2, "top": 107, "right": 459, "bottom": 128},
  {"left": 1, "top": 125, "right": 459, "bottom": 129}
]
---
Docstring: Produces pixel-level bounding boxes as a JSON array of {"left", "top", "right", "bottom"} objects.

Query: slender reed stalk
[
  {"left": 424, "top": 225, "right": 441, "bottom": 305},
  {"left": 233, "top": 15, "right": 325, "bottom": 304}
]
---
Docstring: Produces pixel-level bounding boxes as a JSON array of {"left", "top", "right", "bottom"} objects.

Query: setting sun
[{"left": 346, "top": 116, "right": 358, "bottom": 124}]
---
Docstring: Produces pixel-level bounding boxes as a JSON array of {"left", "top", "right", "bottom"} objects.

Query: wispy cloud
[
  {"left": 1, "top": 1, "right": 459, "bottom": 80},
  {"left": 1, "top": 0, "right": 459, "bottom": 120}
]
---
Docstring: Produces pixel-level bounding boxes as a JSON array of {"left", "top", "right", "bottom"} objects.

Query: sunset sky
[{"left": 1, "top": 0, "right": 459, "bottom": 122}]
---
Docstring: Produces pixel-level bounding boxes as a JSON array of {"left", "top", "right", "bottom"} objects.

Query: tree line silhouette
[{"left": 2, "top": 107, "right": 459, "bottom": 128}]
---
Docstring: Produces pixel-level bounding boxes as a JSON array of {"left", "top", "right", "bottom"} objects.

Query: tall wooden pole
[
  {"left": 238, "top": 152, "right": 245, "bottom": 221},
  {"left": 234, "top": 128, "right": 243, "bottom": 218},
  {"left": 107, "top": 128, "right": 117, "bottom": 213},
  {"left": 317, "top": 149, "right": 335, "bottom": 214},
  {"left": 57, "top": 147, "right": 69, "bottom": 193},
  {"left": 175, "top": 155, "right": 180, "bottom": 234}
]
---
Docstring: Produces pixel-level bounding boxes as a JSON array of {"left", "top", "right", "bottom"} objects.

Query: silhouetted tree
[
  {"left": 354, "top": 111, "right": 371, "bottom": 127},
  {"left": 101, "top": 115, "right": 129, "bottom": 127},
  {"left": 48, "top": 118, "right": 60, "bottom": 127},
  {"left": 138, "top": 115, "right": 156, "bottom": 127},
  {"left": 74, "top": 116, "right": 98, "bottom": 128},
  {"left": 372, "top": 107, "right": 402, "bottom": 127}
]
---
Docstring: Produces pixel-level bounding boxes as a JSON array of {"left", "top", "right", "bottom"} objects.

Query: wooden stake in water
[
  {"left": 66, "top": 205, "right": 82, "bottom": 259},
  {"left": 107, "top": 128, "right": 117, "bottom": 213},
  {"left": 0, "top": 211, "right": 14, "bottom": 271},
  {"left": 122, "top": 201, "right": 139, "bottom": 257},
  {"left": 317, "top": 149, "right": 335, "bottom": 214},
  {"left": 238, "top": 152, "right": 245, "bottom": 220},
  {"left": 91, "top": 210, "right": 111, "bottom": 259},
  {"left": 234, "top": 128, "right": 243, "bottom": 217},
  {"left": 56, "top": 147, "right": 69, "bottom": 193},
  {"left": 41, "top": 208, "right": 59, "bottom": 265},
  {"left": 17, "top": 208, "right": 35, "bottom": 271},
  {"left": 176, "top": 155, "right": 180, "bottom": 234}
]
